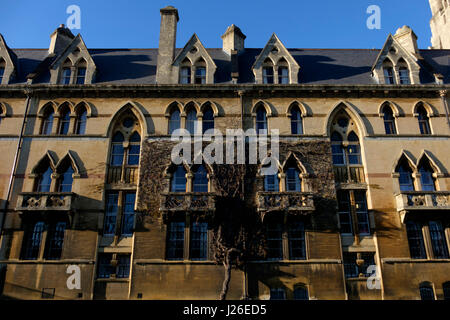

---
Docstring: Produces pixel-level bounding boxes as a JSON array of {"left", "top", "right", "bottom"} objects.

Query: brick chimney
[
  {"left": 49, "top": 24, "right": 75, "bottom": 55},
  {"left": 156, "top": 6, "right": 179, "bottom": 84},
  {"left": 221, "top": 24, "right": 246, "bottom": 55},
  {"left": 394, "top": 26, "right": 419, "bottom": 56}
]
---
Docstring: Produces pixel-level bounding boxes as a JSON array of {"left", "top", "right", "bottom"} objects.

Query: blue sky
[{"left": 1, "top": 0, "right": 434, "bottom": 49}]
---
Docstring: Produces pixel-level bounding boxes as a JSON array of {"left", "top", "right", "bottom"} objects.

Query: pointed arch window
[
  {"left": 192, "top": 165, "right": 208, "bottom": 192},
  {"left": 398, "top": 59, "right": 410, "bottom": 84},
  {"left": 110, "top": 132, "right": 125, "bottom": 166},
  {"left": 406, "top": 221, "right": 426, "bottom": 259},
  {"left": 347, "top": 131, "right": 361, "bottom": 165},
  {"left": 127, "top": 132, "right": 141, "bottom": 165},
  {"left": 57, "top": 163, "right": 74, "bottom": 192},
  {"left": 35, "top": 164, "right": 53, "bottom": 192},
  {"left": 256, "top": 105, "right": 268, "bottom": 134},
  {"left": 382, "top": 105, "right": 397, "bottom": 134},
  {"left": 277, "top": 58, "right": 289, "bottom": 84},
  {"left": 41, "top": 107, "right": 54, "bottom": 135},
  {"left": 290, "top": 105, "right": 303, "bottom": 135},
  {"left": 417, "top": 105, "right": 431, "bottom": 134},
  {"left": 58, "top": 106, "right": 71, "bottom": 135},
  {"left": 262, "top": 59, "right": 274, "bottom": 84},
  {"left": 180, "top": 58, "right": 192, "bottom": 84},
  {"left": 396, "top": 160, "right": 415, "bottom": 191},
  {"left": 383, "top": 59, "right": 395, "bottom": 84},
  {"left": 186, "top": 108, "right": 198, "bottom": 135},
  {"left": 286, "top": 167, "right": 301, "bottom": 192},
  {"left": 418, "top": 160, "right": 436, "bottom": 191},
  {"left": 331, "top": 132, "right": 345, "bottom": 165},
  {"left": 194, "top": 58, "right": 206, "bottom": 84},
  {"left": 75, "top": 59, "right": 87, "bottom": 84},
  {"left": 75, "top": 106, "right": 87, "bottom": 134},
  {"left": 202, "top": 105, "right": 214, "bottom": 133},
  {"left": 169, "top": 108, "right": 181, "bottom": 134},
  {"left": 61, "top": 59, "right": 72, "bottom": 85},
  {"left": 171, "top": 166, "right": 187, "bottom": 192}
]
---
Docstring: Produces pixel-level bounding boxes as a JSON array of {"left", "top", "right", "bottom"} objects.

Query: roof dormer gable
[
  {"left": 252, "top": 33, "right": 300, "bottom": 84},
  {"left": 0, "top": 34, "right": 17, "bottom": 85}
]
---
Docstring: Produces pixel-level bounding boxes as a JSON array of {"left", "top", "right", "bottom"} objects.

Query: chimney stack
[
  {"left": 156, "top": 6, "right": 179, "bottom": 84},
  {"left": 221, "top": 24, "right": 246, "bottom": 55},
  {"left": 49, "top": 24, "right": 75, "bottom": 55},
  {"left": 394, "top": 26, "right": 419, "bottom": 56}
]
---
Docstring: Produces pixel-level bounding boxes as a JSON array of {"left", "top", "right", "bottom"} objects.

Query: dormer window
[
  {"left": 383, "top": 59, "right": 395, "bottom": 84},
  {"left": 277, "top": 58, "right": 289, "bottom": 84},
  {"left": 75, "top": 59, "right": 87, "bottom": 84},
  {"left": 194, "top": 58, "right": 206, "bottom": 84},
  {"left": 62, "top": 68, "right": 71, "bottom": 85},
  {"left": 180, "top": 58, "right": 191, "bottom": 84},
  {"left": 398, "top": 59, "right": 410, "bottom": 84},
  {"left": 262, "top": 59, "right": 274, "bottom": 84},
  {"left": 0, "top": 58, "right": 5, "bottom": 83}
]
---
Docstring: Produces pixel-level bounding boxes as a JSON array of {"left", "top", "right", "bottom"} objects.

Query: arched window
[
  {"left": 202, "top": 105, "right": 214, "bottom": 133},
  {"left": 194, "top": 58, "right": 206, "bottom": 84},
  {"left": 398, "top": 58, "right": 410, "bottom": 85},
  {"left": 347, "top": 131, "right": 361, "bottom": 165},
  {"left": 180, "top": 58, "right": 191, "bottom": 84},
  {"left": 383, "top": 59, "right": 395, "bottom": 84},
  {"left": 417, "top": 105, "right": 431, "bottom": 134},
  {"left": 382, "top": 105, "right": 397, "bottom": 134},
  {"left": 406, "top": 221, "right": 426, "bottom": 259},
  {"left": 264, "top": 173, "right": 280, "bottom": 191},
  {"left": 256, "top": 105, "right": 267, "bottom": 134},
  {"left": 171, "top": 166, "right": 187, "bottom": 192},
  {"left": 192, "top": 165, "right": 208, "bottom": 192},
  {"left": 75, "top": 59, "right": 87, "bottom": 84},
  {"left": 61, "top": 59, "right": 72, "bottom": 84},
  {"left": 186, "top": 107, "right": 198, "bottom": 135},
  {"left": 57, "top": 163, "right": 74, "bottom": 192},
  {"left": 331, "top": 132, "right": 345, "bottom": 165},
  {"left": 286, "top": 167, "right": 301, "bottom": 192},
  {"left": 0, "top": 58, "right": 5, "bottom": 83},
  {"left": 293, "top": 284, "right": 309, "bottom": 300},
  {"left": 35, "top": 163, "right": 53, "bottom": 192},
  {"left": 418, "top": 159, "right": 436, "bottom": 191},
  {"left": 396, "top": 159, "right": 415, "bottom": 191},
  {"left": 75, "top": 106, "right": 87, "bottom": 134},
  {"left": 277, "top": 58, "right": 289, "bottom": 84},
  {"left": 169, "top": 108, "right": 181, "bottom": 134},
  {"left": 290, "top": 104, "right": 303, "bottom": 135},
  {"left": 41, "top": 107, "right": 54, "bottom": 135},
  {"left": 420, "top": 283, "right": 435, "bottom": 300},
  {"left": 262, "top": 59, "right": 274, "bottom": 84},
  {"left": 127, "top": 132, "right": 141, "bottom": 165},
  {"left": 58, "top": 106, "right": 71, "bottom": 135},
  {"left": 110, "top": 132, "right": 125, "bottom": 166}
]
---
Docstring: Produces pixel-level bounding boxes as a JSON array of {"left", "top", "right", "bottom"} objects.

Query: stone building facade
[
  {"left": 0, "top": 5, "right": 449, "bottom": 300},
  {"left": 430, "top": 0, "right": 450, "bottom": 49}
]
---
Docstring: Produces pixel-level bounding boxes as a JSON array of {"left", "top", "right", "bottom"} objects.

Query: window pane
[
  {"left": 104, "top": 192, "right": 119, "bottom": 236},
  {"left": 127, "top": 144, "right": 140, "bottom": 165},
  {"left": 116, "top": 255, "right": 131, "bottom": 278},
  {"left": 256, "top": 107, "right": 267, "bottom": 134},
  {"left": 169, "top": 110, "right": 181, "bottom": 134},
  {"left": 429, "top": 221, "right": 449, "bottom": 259},
  {"left": 180, "top": 67, "right": 191, "bottom": 84},
  {"left": 355, "top": 191, "right": 370, "bottom": 235},
  {"left": 289, "top": 221, "right": 306, "bottom": 260},
  {"left": 294, "top": 286, "right": 309, "bottom": 300},
  {"left": 399, "top": 68, "right": 410, "bottom": 84},
  {"left": 121, "top": 193, "right": 136, "bottom": 236},
  {"left": 202, "top": 108, "right": 214, "bottom": 133},
  {"left": 337, "top": 191, "right": 352, "bottom": 234},
  {"left": 186, "top": 110, "right": 198, "bottom": 134},
  {"left": 383, "top": 67, "right": 395, "bottom": 84},
  {"left": 270, "top": 288, "right": 285, "bottom": 300},
  {"left": 193, "top": 166, "right": 208, "bottom": 192},
  {"left": 286, "top": 167, "right": 301, "bottom": 192},
  {"left": 167, "top": 221, "right": 185, "bottom": 260},
  {"left": 42, "top": 111, "right": 54, "bottom": 135},
  {"left": 406, "top": 221, "right": 427, "bottom": 259},
  {"left": 37, "top": 166, "right": 53, "bottom": 192},
  {"left": 75, "top": 109, "right": 87, "bottom": 134},
  {"left": 62, "top": 68, "right": 71, "bottom": 84},
  {"left": 45, "top": 222, "right": 66, "bottom": 260},
  {"left": 266, "top": 222, "right": 283, "bottom": 260},
  {"left": 171, "top": 166, "right": 186, "bottom": 192},
  {"left": 420, "top": 286, "right": 435, "bottom": 300},
  {"left": 97, "top": 253, "right": 113, "bottom": 278},
  {"left": 347, "top": 144, "right": 361, "bottom": 165},
  {"left": 263, "top": 67, "right": 274, "bottom": 84},
  {"left": 278, "top": 67, "right": 289, "bottom": 84},
  {"left": 190, "top": 222, "right": 208, "bottom": 260},
  {"left": 195, "top": 67, "right": 206, "bottom": 84},
  {"left": 58, "top": 165, "right": 74, "bottom": 192},
  {"left": 76, "top": 67, "right": 86, "bottom": 84},
  {"left": 331, "top": 144, "right": 345, "bottom": 165},
  {"left": 343, "top": 252, "right": 358, "bottom": 278},
  {"left": 111, "top": 144, "right": 124, "bottom": 166},
  {"left": 264, "top": 174, "right": 279, "bottom": 192},
  {"left": 22, "top": 221, "right": 45, "bottom": 260}
]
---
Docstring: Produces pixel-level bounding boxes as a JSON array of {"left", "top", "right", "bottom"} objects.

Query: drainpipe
[
  {"left": 439, "top": 90, "right": 450, "bottom": 128},
  {"left": 0, "top": 88, "right": 32, "bottom": 236}
]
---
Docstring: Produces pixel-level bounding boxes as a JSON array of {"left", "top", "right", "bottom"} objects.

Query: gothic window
[
  {"left": 256, "top": 105, "right": 268, "bottom": 134},
  {"left": 61, "top": 59, "right": 72, "bottom": 85},
  {"left": 417, "top": 105, "right": 431, "bottom": 134},
  {"left": 57, "top": 163, "right": 74, "bottom": 192},
  {"left": 202, "top": 104, "right": 214, "bottom": 133},
  {"left": 418, "top": 159, "right": 436, "bottom": 191},
  {"left": 74, "top": 105, "right": 87, "bottom": 135},
  {"left": 288, "top": 221, "right": 306, "bottom": 260},
  {"left": 58, "top": 105, "right": 71, "bottom": 135},
  {"left": 186, "top": 107, "right": 198, "bottom": 135},
  {"left": 171, "top": 165, "right": 187, "bottom": 192},
  {"left": 290, "top": 104, "right": 303, "bottom": 135},
  {"left": 127, "top": 132, "right": 141, "bottom": 165},
  {"left": 166, "top": 221, "right": 185, "bottom": 260},
  {"left": 264, "top": 173, "right": 280, "bottom": 191},
  {"left": 190, "top": 221, "right": 208, "bottom": 260},
  {"left": 383, "top": 59, "right": 395, "bottom": 84},
  {"left": 428, "top": 221, "right": 449, "bottom": 259},
  {"left": 396, "top": 159, "right": 415, "bottom": 191},
  {"left": 382, "top": 104, "right": 397, "bottom": 134},
  {"left": 180, "top": 58, "right": 191, "bottom": 84},
  {"left": 277, "top": 58, "right": 289, "bottom": 84},
  {"left": 286, "top": 167, "right": 301, "bottom": 192},
  {"left": 262, "top": 59, "right": 274, "bottom": 84},
  {"left": 75, "top": 59, "right": 87, "bottom": 84},
  {"left": 169, "top": 108, "right": 181, "bottom": 134},
  {"left": 21, "top": 221, "right": 45, "bottom": 260},
  {"left": 337, "top": 190, "right": 370, "bottom": 235},
  {"left": 41, "top": 107, "right": 54, "bottom": 135},
  {"left": 331, "top": 132, "right": 345, "bottom": 165},
  {"left": 398, "top": 58, "right": 411, "bottom": 84},
  {"left": 110, "top": 132, "right": 125, "bottom": 166},
  {"left": 194, "top": 58, "right": 206, "bottom": 84},
  {"left": 406, "top": 221, "right": 426, "bottom": 259},
  {"left": 103, "top": 191, "right": 136, "bottom": 237},
  {"left": 44, "top": 221, "right": 66, "bottom": 260},
  {"left": 35, "top": 162, "right": 53, "bottom": 192},
  {"left": 192, "top": 165, "right": 208, "bottom": 192}
]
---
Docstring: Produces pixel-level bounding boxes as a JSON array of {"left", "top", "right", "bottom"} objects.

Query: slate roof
[{"left": 8, "top": 47, "right": 450, "bottom": 85}]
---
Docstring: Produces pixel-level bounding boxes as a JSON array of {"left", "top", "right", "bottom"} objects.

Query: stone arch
[
  {"left": 37, "top": 101, "right": 58, "bottom": 117},
  {"left": 281, "top": 152, "right": 309, "bottom": 176},
  {"left": 183, "top": 101, "right": 201, "bottom": 115},
  {"left": 412, "top": 101, "right": 438, "bottom": 117},
  {"left": 286, "top": 101, "right": 310, "bottom": 117},
  {"left": 55, "top": 151, "right": 82, "bottom": 177},
  {"left": 74, "top": 101, "right": 94, "bottom": 117},
  {"left": 251, "top": 100, "right": 273, "bottom": 117},
  {"left": 164, "top": 101, "right": 184, "bottom": 117},
  {"left": 200, "top": 101, "right": 220, "bottom": 117},
  {"left": 31, "top": 151, "right": 57, "bottom": 175},
  {"left": 56, "top": 101, "right": 75, "bottom": 115},
  {"left": 378, "top": 101, "right": 401, "bottom": 117},
  {"left": 106, "top": 101, "right": 147, "bottom": 137},
  {"left": 324, "top": 101, "right": 368, "bottom": 137},
  {"left": 416, "top": 150, "right": 445, "bottom": 175},
  {"left": 392, "top": 150, "right": 417, "bottom": 174}
]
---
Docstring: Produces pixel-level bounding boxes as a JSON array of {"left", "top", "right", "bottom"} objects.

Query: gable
[{"left": 0, "top": 34, "right": 17, "bottom": 84}]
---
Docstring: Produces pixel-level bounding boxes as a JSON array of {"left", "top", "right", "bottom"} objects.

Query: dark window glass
[
  {"left": 290, "top": 106, "right": 303, "bottom": 135},
  {"left": 110, "top": 132, "right": 124, "bottom": 166},
  {"left": 278, "top": 66, "right": 289, "bottom": 84},
  {"left": 97, "top": 253, "right": 114, "bottom": 278},
  {"left": 58, "top": 108, "right": 71, "bottom": 135},
  {"left": 264, "top": 174, "right": 279, "bottom": 192},
  {"left": 62, "top": 68, "right": 71, "bottom": 84},
  {"left": 190, "top": 222, "right": 208, "bottom": 260},
  {"left": 127, "top": 132, "right": 141, "bottom": 165},
  {"left": 270, "top": 288, "right": 286, "bottom": 300},
  {"left": 121, "top": 193, "right": 136, "bottom": 236},
  {"left": 266, "top": 222, "right": 283, "bottom": 260},
  {"left": 343, "top": 252, "right": 358, "bottom": 278},
  {"left": 45, "top": 222, "right": 66, "bottom": 260},
  {"left": 399, "top": 67, "right": 410, "bottom": 84},
  {"left": 443, "top": 282, "right": 450, "bottom": 301},
  {"left": 76, "top": 67, "right": 86, "bottom": 84},
  {"left": 256, "top": 106, "right": 267, "bottom": 134},
  {"left": 355, "top": 191, "right": 370, "bottom": 235},
  {"left": 36, "top": 165, "right": 53, "bottom": 192},
  {"left": 180, "top": 67, "right": 191, "bottom": 84},
  {"left": 347, "top": 132, "right": 361, "bottom": 165},
  {"left": 41, "top": 109, "right": 54, "bottom": 135},
  {"left": 286, "top": 167, "right": 301, "bottom": 192},
  {"left": 21, "top": 221, "right": 45, "bottom": 260},
  {"left": 202, "top": 107, "right": 214, "bottom": 133},
  {"left": 171, "top": 166, "right": 187, "bottom": 192},
  {"left": 167, "top": 221, "right": 185, "bottom": 260},
  {"left": 75, "top": 107, "right": 87, "bottom": 134},
  {"left": 195, "top": 67, "right": 206, "bottom": 84},
  {"left": 104, "top": 192, "right": 119, "bottom": 236},
  {"left": 193, "top": 166, "right": 208, "bottom": 192},
  {"left": 57, "top": 165, "right": 74, "bottom": 192},
  {"left": 429, "top": 221, "right": 449, "bottom": 259},
  {"left": 361, "top": 252, "right": 376, "bottom": 277},
  {"left": 398, "top": 162, "right": 414, "bottom": 191},
  {"left": 116, "top": 255, "right": 131, "bottom": 278},
  {"left": 418, "top": 162, "right": 436, "bottom": 191},
  {"left": 420, "top": 285, "right": 435, "bottom": 300},
  {"left": 186, "top": 109, "right": 197, "bottom": 135},
  {"left": 417, "top": 106, "right": 431, "bottom": 134},
  {"left": 406, "top": 221, "right": 427, "bottom": 259},
  {"left": 263, "top": 67, "right": 274, "bottom": 84},
  {"left": 331, "top": 132, "right": 345, "bottom": 165},
  {"left": 337, "top": 191, "right": 352, "bottom": 234},
  {"left": 383, "top": 67, "right": 395, "bottom": 84},
  {"left": 288, "top": 221, "right": 306, "bottom": 260},
  {"left": 383, "top": 106, "right": 397, "bottom": 134},
  {"left": 293, "top": 285, "right": 309, "bottom": 300},
  {"left": 169, "top": 109, "right": 181, "bottom": 134},
  {"left": 0, "top": 67, "right": 4, "bottom": 82}
]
